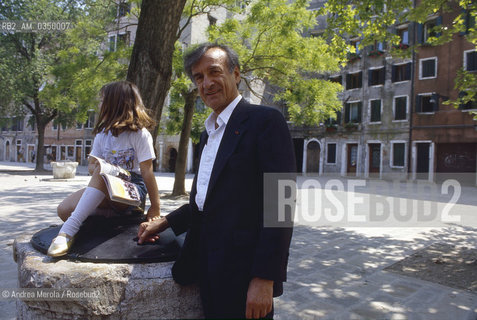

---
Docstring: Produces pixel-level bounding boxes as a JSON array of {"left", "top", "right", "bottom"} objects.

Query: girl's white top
[{"left": 90, "top": 128, "right": 155, "bottom": 174}]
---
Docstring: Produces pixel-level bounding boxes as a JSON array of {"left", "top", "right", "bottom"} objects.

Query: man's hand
[
  {"left": 137, "top": 217, "right": 169, "bottom": 244},
  {"left": 245, "top": 277, "right": 273, "bottom": 319}
]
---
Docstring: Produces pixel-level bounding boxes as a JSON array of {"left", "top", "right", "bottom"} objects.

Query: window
[
  {"left": 84, "top": 111, "right": 95, "bottom": 129},
  {"left": 1, "top": 118, "right": 8, "bottom": 131},
  {"left": 424, "top": 19, "right": 438, "bottom": 42},
  {"left": 346, "top": 72, "right": 362, "bottom": 90},
  {"left": 117, "top": 32, "right": 131, "bottom": 47},
  {"left": 350, "top": 38, "right": 361, "bottom": 55},
  {"left": 419, "top": 57, "right": 437, "bottom": 79},
  {"left": 235, "top": 0, "right": 250, "bottom": 9},
  {"left": 344, "top": 102, "right": 362, "bottom": 123},
  {"left": 417, "top": 17, "right": 442, "bottom": 44},
  {"left": 76, "top": 122, "right": 83, "bottom": 130},
  {"left": 325, "top": 111, "right": 342, "bottom": 127},
  {"left": 391, "top": 142, "right": 406, "bottom": 167},
  {"left": 85, "top": 140, "right": 93, "bottom": 157},
  {"left": 416, "top": 93, "right": 439, "bottom": 113},
  {"left": 462, "top": 9, "right": 476, "bottom": 35},
  {"left": 397, "top": 25, "right": 409, "bottom": 45},
  {"left": 118, "top": 2, "right": 131, "bottom": 17},
  {"left": 464, "top": 50, "right": 477, "bottom": 72},
  {"left": 329, "top": 75, "right": 342, "bottom": 84},
  {"left": 12, "top": 117, "right": 23, "bottom": 132},
  {"left": 460, "top": 100, "right": 477, "bottom": 111},
  {"left": 75, "top": 140, "right": 83, "bottom": 146},
  {"left": 53, "top": 121, "right": 66, "bottom": 131},
  {"left": 394, "top": 96, "right": 407, "bottom": 121},
  {"left": 368, "top": 67, "right": 385, "bottom": 86},
  {"left": 370, "top": 41, "right": 385, "bottom": 52},
  {"left": 458, "top": 92, "right": 477, "bottom": 110},
  {"left": 327, "top": 143, "right": 337, "bottom": 164},
  {"left": 67, "top": 146, "right": 74, "bottom": 159},
  {"left": 369, "top": 99, "right": 382, "bottom": 123},
  {"left": 29, "top": 120, "right": 35, "bottom": 131},
  {"left": 109, "top": 36, "right": 116, "bottom": 52},
  {"left": 392, "top": 63, "right": 411, "bottom": 82}
]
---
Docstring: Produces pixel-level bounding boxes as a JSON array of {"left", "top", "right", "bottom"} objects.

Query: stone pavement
[{"left": 1, "top": 161, "right": 477, "bottom": 319}]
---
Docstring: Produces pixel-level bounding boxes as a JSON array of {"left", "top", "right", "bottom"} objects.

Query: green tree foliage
[
  {"left": 321, "top": 0, "right": 476, "bottom": 115},
  {"left": 166, "top": 0, "right": 239, "bottom": 195},
  {"left": 166, "top": 44, "right": 209, "bottom": 145},
  {"left": 208, "top": 0, "right": 343, "bottom": 126},
  {"left": 0, "top": 0, "right": 127, "bottom": 170}
]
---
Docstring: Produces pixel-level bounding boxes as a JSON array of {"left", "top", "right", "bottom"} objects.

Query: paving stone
[{"left": 2, "top": 163, "right": 477, "bottom": 319}]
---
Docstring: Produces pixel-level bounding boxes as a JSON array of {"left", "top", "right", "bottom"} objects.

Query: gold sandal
[{"left": 47, "top": 233, "right": 75, "bottom": 257}]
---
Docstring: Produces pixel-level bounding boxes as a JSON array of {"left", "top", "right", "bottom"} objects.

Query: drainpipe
[{"left": 408, "top": 0, "right": 417, "bottom": 180}]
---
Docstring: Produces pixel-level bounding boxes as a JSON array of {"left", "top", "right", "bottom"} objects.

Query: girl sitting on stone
[{"left": 48, "top": 81, "right": 161, "bottom": 257}]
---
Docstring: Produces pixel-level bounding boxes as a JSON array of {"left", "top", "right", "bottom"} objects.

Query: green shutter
[
  {"left": 344, "top": 104, "right": 350, "bottom": 123},
  {"left": 417, "top": 23, "right": 423, "bottom": 44},
  {"left": 379, "top": 66, "right": 386, "bottom": 84},
  {"left": 416, "top": 95, "right": 422, "bottom": 113},
  {"left": 357, "top": 102, "right": 362, "bottom": 122},
  {"left": 436, "top": 16, "right": 443, "bottom": 37},
  {"left": 405, "top": 63, "right": 412, "bottom": 80},
  {"left": 393, "top": 143, "right": 405, "bottom": 167},
  {"left": 433, "top": 93, "right": 439, "bottom": 111}
]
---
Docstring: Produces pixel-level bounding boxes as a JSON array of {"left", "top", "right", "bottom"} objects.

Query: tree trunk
[
  {"left": 172, "top": 89, "right": 197, "bottom": 196},
  {"left": 126, "top": 0, "right": 187, "bottom": 171},
  {"left": 35, "top": 120, "right": 47, "bottom": 172}
]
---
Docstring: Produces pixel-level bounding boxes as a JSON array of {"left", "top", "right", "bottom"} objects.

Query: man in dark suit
[{"left": 138, "top": 43, "right": 295, "bottom": 319}]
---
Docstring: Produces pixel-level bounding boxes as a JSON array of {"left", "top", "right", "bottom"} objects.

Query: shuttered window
[
  {"left": 392, "top": 63, "right": 411, "bottom": 82},
  {"left": 420, "top": 58, "right": 437, "bottom": 79},
  {"left": 368, "top": 67, "right": 385, "bottom": 86},
  {"left": 370, "top": 100, "right": 381, "bottom": 122},
  {"left": 327, "top": 144, "right": 337, "bottom": 164},
  {"left": 392, "top": 143, "right": 406, "bottom": 167},
  {"left": 394, "top": 97, "right": 407, "bottom": 120}
]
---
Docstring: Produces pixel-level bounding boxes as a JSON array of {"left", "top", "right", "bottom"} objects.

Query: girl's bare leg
[{"left": 57, "top": 165, "right": 129, "bottom": 221}]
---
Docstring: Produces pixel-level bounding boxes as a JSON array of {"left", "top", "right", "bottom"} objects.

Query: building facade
[
  {"left": 411, "top": 3, "right": 477, "bottom": 184},
  {"left": 296, "top": 0, "right": 476, "bottom": 184}
]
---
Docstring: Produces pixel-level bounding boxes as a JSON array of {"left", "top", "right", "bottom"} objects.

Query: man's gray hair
[{"left": 184, "top": 43, "right": 240, "bottom": 82}]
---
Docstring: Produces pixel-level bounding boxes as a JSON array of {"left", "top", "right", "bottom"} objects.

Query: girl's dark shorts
[{"left": 128, "top": 171, "right": 147, "bottom": 212}]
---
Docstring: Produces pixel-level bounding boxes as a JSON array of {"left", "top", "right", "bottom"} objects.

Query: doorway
[
  {"left": 368, "top": 143, "right": 381, "bottom": 177},
  {"left": 306, "top": 141, "right": 320, "bottom": 173},
  {"left": 347, "top": 144, "right": 358, "bottom": 175},
  {"left": 5, "top": 141, "right": 10, "bottom": 161},
  {"left": 416, "top": 143, "right": 430, "bottom": 180}
]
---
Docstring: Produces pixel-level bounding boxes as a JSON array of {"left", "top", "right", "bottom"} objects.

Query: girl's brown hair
[{"left": 93, "top": 81, "right": 155, "bottom": 136}]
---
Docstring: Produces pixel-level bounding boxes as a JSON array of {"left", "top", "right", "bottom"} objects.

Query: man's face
[{"left": 191, "top": 48, "right": 240, "bottom": 114}]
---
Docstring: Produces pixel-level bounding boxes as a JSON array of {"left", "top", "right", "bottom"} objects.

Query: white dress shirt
[{"left": 195, "top": 95, "right": 242, "bottom": 211}]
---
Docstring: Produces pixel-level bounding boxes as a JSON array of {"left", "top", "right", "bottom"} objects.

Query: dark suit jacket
[{"left": 166, "top": 99, "right": 296, "bottom": 317}]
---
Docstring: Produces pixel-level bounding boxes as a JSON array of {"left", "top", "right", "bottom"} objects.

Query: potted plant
[
  {"left": 347, "top": 52, "right": 361, "bottom": 63},
  {"left": 344, "top": 121, "right": 359, "bottom": 130},
  {"left": 368, "top": 49, "right": 385, "bottom": 57}
]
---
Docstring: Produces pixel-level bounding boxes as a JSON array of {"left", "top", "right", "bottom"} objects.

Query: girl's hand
[
  {"left": 146, "top": 206, "right": 160, "bottom": 222},
  {"left": 88, "top": 158, "right": 99, "bottom": 175}
]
